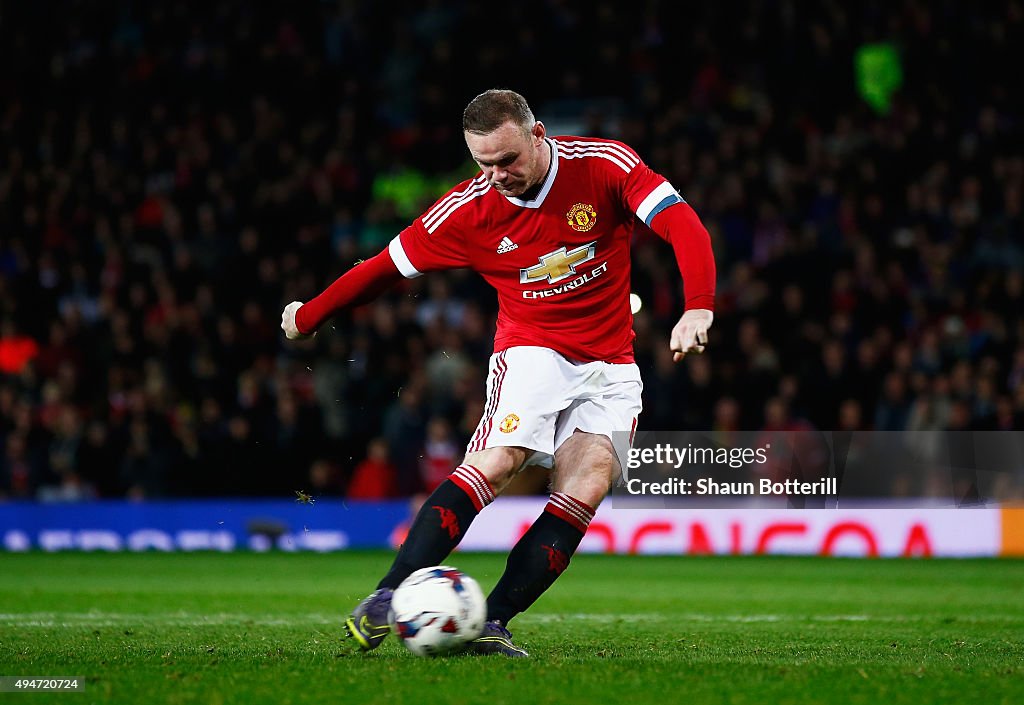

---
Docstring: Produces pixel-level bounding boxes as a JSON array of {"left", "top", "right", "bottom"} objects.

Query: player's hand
[
  {"left": 281, "top": 301, "right": 315, "bottom": 340},
  {"left": 670, "top": 308, "right": 713, "bottom": 362}
]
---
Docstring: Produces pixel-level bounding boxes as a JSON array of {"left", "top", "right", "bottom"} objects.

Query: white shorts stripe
[
  {"left": 470, "top": 352, "right": 507, "bottom": 452},
  {"left": 482, "top": 353, "right": 509, "bottom": 448},
  {"left": 469, "top": 354, "right": 499, "bottom": 450}
]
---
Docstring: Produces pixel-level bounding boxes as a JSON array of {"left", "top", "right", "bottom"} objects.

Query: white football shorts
[{"left": 466, "top": 346, "right": 643, "bottom": 474}]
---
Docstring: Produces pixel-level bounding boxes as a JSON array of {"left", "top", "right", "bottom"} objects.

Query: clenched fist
[
  {"left": 281, "top": 301, "right": 314, "bottom": 340},
  {"left": 669, "top": 308, "right": 713, "bottom": 361}
]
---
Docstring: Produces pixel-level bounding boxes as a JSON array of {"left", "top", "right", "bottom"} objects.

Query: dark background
[{"left": 0, "top": 0, "right": 1021, "bottom": 501}]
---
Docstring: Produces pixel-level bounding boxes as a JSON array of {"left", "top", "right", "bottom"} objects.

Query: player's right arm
[
  {"left": 281, "top": 250, "right": 405, "bottom": 339},
  {"left": 607, "top": 138, "right": 716, "bottom": 360},
  {"left": 281, "top": 180, "right": 476, "bottom": 339}
]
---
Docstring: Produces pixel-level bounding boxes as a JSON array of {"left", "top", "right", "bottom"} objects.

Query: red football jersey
[{"left": 389, "top": 136, "right": 684, "bottom": 363}]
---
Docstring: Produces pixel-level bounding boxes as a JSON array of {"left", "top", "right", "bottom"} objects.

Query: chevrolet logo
[{"left": 520, "top": 242, "right": 597, "bottom": 284}]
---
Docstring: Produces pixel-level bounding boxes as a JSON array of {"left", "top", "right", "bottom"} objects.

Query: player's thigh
[
  {"left": 552, "top": 368, "right": 642, "bottom": 477},
  {"left": 551, "top": 431, "right": 619, "bottom": 508}
]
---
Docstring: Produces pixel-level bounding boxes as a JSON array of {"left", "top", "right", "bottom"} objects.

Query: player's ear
[{"left": 532, "top": 121, "right": 546, "bottom": 144}]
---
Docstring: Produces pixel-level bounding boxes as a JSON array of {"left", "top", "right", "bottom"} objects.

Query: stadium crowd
[{"left": 1, "top": 1, "right": 1022, "bottom": 501}]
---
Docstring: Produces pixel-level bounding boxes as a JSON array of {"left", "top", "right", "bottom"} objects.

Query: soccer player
[{"left": 281, "top": 89, "right": 715, "bottom": 656}]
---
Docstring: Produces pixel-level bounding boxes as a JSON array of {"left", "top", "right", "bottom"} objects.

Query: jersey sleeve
[
  {"left": 608, "top": 140, "right": 686, "bottom": 227},
  {"left": 604, "top": 139, "right": 714, "bottom": 311},
  {"left": 388, "top": 179, "right": 481, "bottom": 278}
]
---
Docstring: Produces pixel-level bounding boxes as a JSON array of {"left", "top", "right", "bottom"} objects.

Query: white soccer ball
[{"left": 388, "top": 565, "right": 486, "bottom": 657}]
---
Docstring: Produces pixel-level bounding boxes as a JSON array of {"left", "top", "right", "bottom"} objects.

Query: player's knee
[
  {"left": 462, "top": 446, "right": 528, "bottom": 494},
  {"left": 551, "top": 441, "right": 618, "bottom": 508}
]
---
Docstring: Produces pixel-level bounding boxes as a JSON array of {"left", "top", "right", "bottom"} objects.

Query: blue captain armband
[{"left": 636, "top": 182, "right": 685, "bottom": 226}]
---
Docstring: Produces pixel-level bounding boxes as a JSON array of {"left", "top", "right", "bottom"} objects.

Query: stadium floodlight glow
[{"left": 629, "top": 293, "right": 643, "bottom": 314}]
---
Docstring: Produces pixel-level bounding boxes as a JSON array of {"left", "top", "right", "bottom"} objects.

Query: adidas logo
[{"left": 496, "top": 236, "right": 518, "bottom": 254}]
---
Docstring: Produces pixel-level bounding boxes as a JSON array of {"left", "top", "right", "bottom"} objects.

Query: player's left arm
[
  {"left": 649, "top": 203, "right": 716, "bottom": 361},
  {"left": 619, "top": 149, "right": 716, "bottom": 361}
]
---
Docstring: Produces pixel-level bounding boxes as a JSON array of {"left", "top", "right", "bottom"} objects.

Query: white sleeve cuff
[{"left": 388, "top": 236, "right": 423, "bottom": 279}]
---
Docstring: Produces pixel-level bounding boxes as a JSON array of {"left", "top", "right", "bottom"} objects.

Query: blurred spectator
[
  {"left": 0, "top": 320, "right": 38, "bottom": 375},
  {"left": 308, "top": 458, "right": 343, "bottom": 497},
  {"left": 420, "top": 416, "right": 459, "bottom": 492},
  {"left": 348, "top": 438, "right": 398, "bottom": 499},
  {"left": 874, "top": 372, "right": 913, "bottom": 431},
  {"left": 382, "top": 380, "right": 428, "bottom": 495}
]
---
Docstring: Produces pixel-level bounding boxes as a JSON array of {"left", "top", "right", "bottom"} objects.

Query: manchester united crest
[
  {"left": 566, "top": 203, "right": 597, "bottom": 232},
  {"left": 499, "top": 413, "right": 520, "bottom": 433}
]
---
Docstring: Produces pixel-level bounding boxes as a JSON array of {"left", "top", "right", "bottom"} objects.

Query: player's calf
[
  {"left": 485, "top": 492, "right": 595, "bottom": 625},
  {"left": 376, "top": 464, "right": 496, "bottom": 590}
]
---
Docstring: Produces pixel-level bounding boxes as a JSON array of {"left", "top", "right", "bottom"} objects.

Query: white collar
[{"left": 503, "top": 138, "right": 558, "bottom": 209}]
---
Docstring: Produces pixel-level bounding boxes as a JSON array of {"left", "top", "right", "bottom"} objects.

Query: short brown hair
[{"left": 462, "top": 89, "right": 535, "bottom": 135}]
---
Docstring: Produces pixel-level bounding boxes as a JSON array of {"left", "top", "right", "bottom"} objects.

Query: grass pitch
[{"left": 0, "top": 552, "right": 1021, "bottom": 704}]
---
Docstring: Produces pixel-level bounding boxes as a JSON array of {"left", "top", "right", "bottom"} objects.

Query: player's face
[{"left": 465, "top": 121, "right": 548, "bottom": 197}]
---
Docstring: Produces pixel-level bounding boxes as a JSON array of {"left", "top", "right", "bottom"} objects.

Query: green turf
[{"left": 0, "top": 552, "right": 1021, "bottom": 705}]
